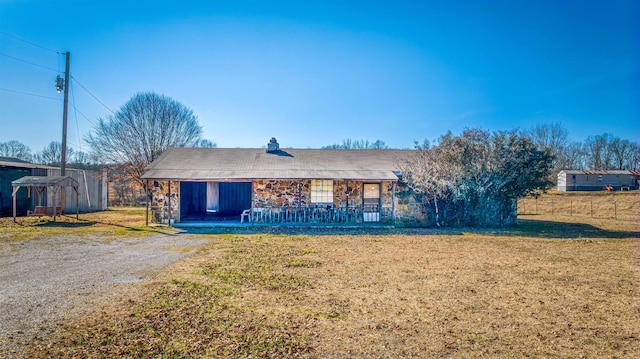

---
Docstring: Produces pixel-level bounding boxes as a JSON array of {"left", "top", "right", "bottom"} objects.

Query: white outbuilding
[{"left": 557, "top": 170, "right": 640, "bottom": 191}]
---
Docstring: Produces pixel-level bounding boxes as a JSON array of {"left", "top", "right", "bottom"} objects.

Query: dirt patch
[{"left": 0, "top": 233, "right": 207, "bottom": 357}]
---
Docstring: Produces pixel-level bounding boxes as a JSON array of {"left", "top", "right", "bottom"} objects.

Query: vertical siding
[
  {"left": 46, "top": 169, "right": 106, "bottom": 212},
  {"left": 0, "top": 168, "right": 32, "bottom": 216}
]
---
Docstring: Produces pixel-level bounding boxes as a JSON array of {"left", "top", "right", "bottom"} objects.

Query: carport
[{"left": 11, "top": 176, "right": 79, "bottom": 222}]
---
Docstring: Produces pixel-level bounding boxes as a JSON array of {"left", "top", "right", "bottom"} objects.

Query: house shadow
[
  {"left": 178, "top": 219, "right": 639, "bottom": 239},
  {"left": 505, "top": 219, "right": 639, "bottom": 239},
  {"left": 36, "top": 220, "right": 95, "bottom": 228}
]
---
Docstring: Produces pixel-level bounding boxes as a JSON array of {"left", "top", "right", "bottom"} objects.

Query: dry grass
[
  {"left": 10, "top": 195, "right": 640, "bottom": 358},
  {"left": 21, "top": 228, "right": 639, "bottom": 357},
  {"left": 518, "top": 190, "right": 640, "bottom": 222},
  {"left": 0, "top": 207, "right": 176, "bottom": 241}
]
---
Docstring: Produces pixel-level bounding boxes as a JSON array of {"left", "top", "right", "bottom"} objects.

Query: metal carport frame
[{"left": 11, "top": 176, "right": 79, "bottom": 223}]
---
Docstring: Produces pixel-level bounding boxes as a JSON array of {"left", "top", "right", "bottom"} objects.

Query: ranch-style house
[{"left": 141, "top": 138, "right": 423, "bottom": 225}]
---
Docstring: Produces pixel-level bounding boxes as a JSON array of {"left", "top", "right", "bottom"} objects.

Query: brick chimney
[{"left": 266, "top": 137, "right": 280, "bottom": 153}]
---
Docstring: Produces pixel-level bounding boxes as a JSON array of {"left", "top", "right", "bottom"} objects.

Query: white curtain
[{"left": 206, "top": 182, "right": 219, "bottom": 212}]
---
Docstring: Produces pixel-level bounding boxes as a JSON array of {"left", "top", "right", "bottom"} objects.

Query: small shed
[
  {"left": 557, "top": 170, "right": 640, "bottom": 191},
  {"left": 11, "top": 176, "right": 79, "bottom": 222},
  {"left": 0, "top": 158, "right": 107, "bottom": 216},
  {"left": 0, "top": 158, "right": 49, "bottom": 216}
]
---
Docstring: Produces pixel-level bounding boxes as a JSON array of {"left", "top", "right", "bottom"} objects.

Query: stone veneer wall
[
  {"left": 251, "top": 179, "right": 413, "bottom": 223},
  {"left": 333, "top": 180, "right": 362, "bottom": 208},
  {"left": 148, "top": 179, "right": 428, "bottom": 225},
  {"left": 253, "top": 179, "right": 372, "bottom": 209},
  {"left": 253, "top": 180, "right": 310, "bottom": 207},
  {"left": 392, "top": 181, "right": 428, "bottom": 224},
  {"left": 150, "top": 180, "right": 180, "bottom": 223}
]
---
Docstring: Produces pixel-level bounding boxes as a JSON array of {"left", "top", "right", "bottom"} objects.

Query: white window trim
[{"left": 311, "top": 180, "right": 333, "bottom": 205}]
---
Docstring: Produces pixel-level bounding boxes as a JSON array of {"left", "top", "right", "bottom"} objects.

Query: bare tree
[
  {"left": 631, "top": 142, "right": 640, "bottom": 170},
  {"left": 578, "top": 134, "right": 640, "bottom": 170},
  {"left": 86, "top": 92, "right": 203, "bottom": 186},
  {"left": 195, "top": 139, "right": 217, "bottom": 148},
  {"left": 68, "top": 150, "right": 99, "bottom": 169},
  {"left": 564, "top": 141, "right": 586, "bottom": 170},
  {"left": 608, "top": 137, "right": 633, "bottom": 170},
  {"left": 33, "top": 141, "right": 74, "bottom": 166},
  {"left": 0, "top": 140, "right": 32, "bottom": 161},
  {"left": 525, "top": 122, "right": 570, "bottom": 182},
  {"left": 321, "top": 139, "right": 389, "bottom": 149},
  {"left": 400, "top": 135, "right": 462, "bottom": 226},
  {"left": 584, "top": 135, "right": 605, "bottom": 170},
  {"left": 527, "top": 122, "right": 568, "bottom": 154}
]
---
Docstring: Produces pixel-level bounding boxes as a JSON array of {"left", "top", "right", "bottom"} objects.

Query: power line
[
  {"left": 71, "top": 75, "right": 115, "bottom": 114},
  {"left": 71, "top": 105, "right": 98, "bottom": 126},
  {"left": 71, "top": 81, "right": 84, "bottom": 154},
  {"left": 0, "top": 52, "right": 59, "bottom": 72},
  {"left": 0, "top": 87, "right": 62, "bottom": 101},
  {"left": 69, "top": 85, "right": 98, "bottom": 127},
  {"left": 0, "top": 31, "right": 60, "bottom": 54}
]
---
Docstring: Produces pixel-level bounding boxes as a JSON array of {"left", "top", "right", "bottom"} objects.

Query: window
[{"left": 311, "top": 180, "right": 333, "bottom": 205}]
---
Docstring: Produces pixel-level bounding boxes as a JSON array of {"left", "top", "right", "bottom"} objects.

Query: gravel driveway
[{"left": 0, "top": 233, "right": 208, "bottom": 356}]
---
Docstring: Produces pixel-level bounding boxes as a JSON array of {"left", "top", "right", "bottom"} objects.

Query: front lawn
[{"left": 23, "top": 214, "right": 639, "bottom": 358}]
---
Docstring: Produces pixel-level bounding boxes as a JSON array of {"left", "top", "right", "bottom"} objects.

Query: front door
[{"left": 363, "top": 183, "right": 380, "bottom": 222}]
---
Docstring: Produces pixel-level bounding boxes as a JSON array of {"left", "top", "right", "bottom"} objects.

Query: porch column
[
  {"left": 167, "top": 181, "right": 171, "bottom": 227},
  {"left": 52, "top": 186, "right": 59, "bottom": 223},
  {"left": 297, "top": 180, "right": 302, "bottom": 223},
  {"left": 145, "top": 180, "right": 149, "bottom": 226},
  {"left": 346, "top": 180, "right": 349, "bottom": 208},
  {"left": 391, "top": 181, "right": 396, "bottom": 223},
  {"left": 345, "top": 180, "right": 349, "bottom": 223},
  {"left": 250, "top": 181, "right": 255, "bottom": 224}
]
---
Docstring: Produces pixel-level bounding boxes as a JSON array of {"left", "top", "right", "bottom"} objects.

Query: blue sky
[{"left": 1, "top": 0, "right": 638, "bottom": 154}]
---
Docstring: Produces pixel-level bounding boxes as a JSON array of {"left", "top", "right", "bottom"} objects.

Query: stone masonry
[
  {"left": 150, "top": 180, "right": 179, "bottom": 223},
  {"left": 150, "top": 179, "right": 427, "bottom": 225}
]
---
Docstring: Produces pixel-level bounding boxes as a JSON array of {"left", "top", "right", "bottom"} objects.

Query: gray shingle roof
[{"left": 141, "top": 148, "right": 414, "bottom": 181}]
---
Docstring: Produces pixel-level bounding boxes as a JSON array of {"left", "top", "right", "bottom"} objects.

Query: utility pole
[
  {"left": 61, "top": 51, "right": 70, "bottom": 177},
  {"left": 55, "top": 52, "right": 70, "bottom": 214}
]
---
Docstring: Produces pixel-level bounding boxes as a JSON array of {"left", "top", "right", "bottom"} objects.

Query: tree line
[
  {"left": 324, "top": 123, "right": 639, "bottom": 185},
  {"left": 525, "top": 122, "right": 639, "bottom": 172},
  {"left": 321, "top": 139, "right": 389, "bottom": 149},
  {"left": 0, "top": 140, "right": 98, "bottom": 169}
]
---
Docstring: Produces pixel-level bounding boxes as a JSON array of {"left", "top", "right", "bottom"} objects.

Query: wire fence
[{"left": 517, "top": 197, "right": 640, "bottom": 222}]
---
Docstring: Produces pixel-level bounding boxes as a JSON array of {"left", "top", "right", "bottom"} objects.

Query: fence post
[
  {"left": 551, "top": 200, "right": 554, "bottom": 215},
  {"left": 535, "top": 197, "right": 538, "bottom": 215},
  {"left": 590, "top": 200, "right": 593, "bottom": 218},
  {"left": 614, "top": 201, "right": 617, "bottom": 219},
  {"left": 570, "top": 200, "right": 573, "bottom": 216}
]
